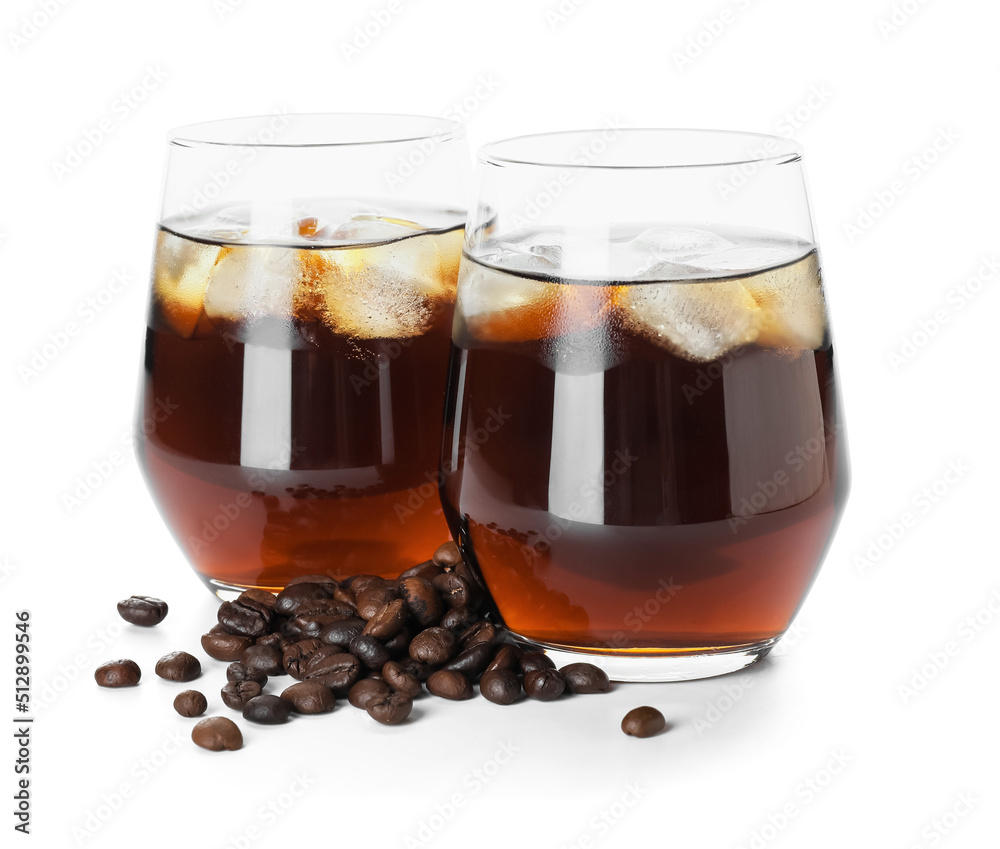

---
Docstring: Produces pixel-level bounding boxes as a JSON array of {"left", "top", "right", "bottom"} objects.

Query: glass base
[
  {"left": 508, "top": 634, "right": 779, "bottom": 682},
  {"left": 200, "top": 576, "right": 263, "bottom": 601}
]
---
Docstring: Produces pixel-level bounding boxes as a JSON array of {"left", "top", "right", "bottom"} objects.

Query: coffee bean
[
  {"left": 201, "top": 627, "right": 254, "bottom": 662},
  {"left": 347, "top": 574, "right": 383, "bottom": 595},
  {"left": 280, "top": 681, "right": 335, "bottom": 715},
  {"left": 361, "top": 599, "right": 407, "bottom": 640},
  {"left": 319, "top": 617, "right": 366, "bottom": 648},
  {"left": 116, "top": 596, "right": 168, "bottom": 627},
  {"left": 621, "top": 706, "right": 666, "bottom": 738},
  {"left": 155, "top": 651, "right": 201, "bottom": 683},
  {"left": 243, "top": 694, "right": 291, "bottom": 725},
  {"left": 524, "top": 668, "right": 565, "bottom": 701},
  {"left": 409, "top": 626, "right": 456, "bottom": 665},
  {"left": 332, "top": 586, "right": 358, "bottom": 612},
  {"left": 348, "top": 678, "right": 392, "bottom": 710},
  {"left": 519, "top": 651, "right": 555, "bottom": 675},
  {"left": 304, "top": 650, "right": 361, "bottom": 695},
  {"left": 240, "top": 644, "right": 283, "bottom": 677},
  {"left": 356, "top": 582, "right": 399, "bottom": 620},
  {"left": 348, "top": 635, "right": 391, "bottom": 671},
  {"left": 399, "top": 577, "right": 443, "bottom": 627},
  {"left": 283, "top": 611, "right": 351, "bottom": 642},
  {"left": 221, "top": 680, "right": 262, "bottom": 710},
  {"left": 451, "top": 562, "right": 486, "bottom": 608},
  {"left": 560, "top": 663, "right": 611, "bottom": 694},
  {"left": 282, "top": 639, "right": 324, "bottom": 679},
  {"left": 485, "top": 645, "right": 521, "bottom": 674},
  {"left": 440, "top": 606, "right": 479, "bottom": 635},
  {"left": 382, "top": 626, "right": 412, "bottom": 657},
  {"left": 381, "top": 661, "right": 421, "bottom": 697},
  {"left": 366, "top": 690, "right": 413, "bottom": 725},
  {"left": 254, "top": 632, "right": 289, "bottom": 651},
  {"left": 397, "top": 559, "right": 443, "bottom": 581},
  {"left": 459, "top": 621, "right": 499, "bottom": 650},
  {"left": 218, "top": 598, "right": 273, "bottom": 638},
  {"left": 226, "top": 661, "right": 267, "bottom": 687},
  {"left": 173, "top": 690, "right": 207, "bottom": 717},
  {"left": 95, "top": 659, "right": 141, "bottom": 688},
  {"left": 274, "top": 582, "right": 332, "bottom": 616},
  {"left": 395, "top": 657, "right": 433, "bottom": 682},
  {"left": 237, "top": 588, "right": 277, "bottom": 612},
  {"left": 443, "top": 642, "right": 492, "bottom": 679},
  {"left": 479, "top": 669, "right": 521, "bottom": 705},
  {"left": 432, "top": 573, "right": 471, "bottom": 609},
  {"left": 192, "top": 717, "right": 242, "bottom": 751},
  {"left": 432, "top": 540, "right": 463, "bottom": 567},
  {"left": 426, "top": 669, "right": 474, "bottom": 700},
  {"left": 292, "top": 598, "right": 354, "bottom": 618},
  {"left": 286, "top": 574, "right": 338, "bottom": 590}
]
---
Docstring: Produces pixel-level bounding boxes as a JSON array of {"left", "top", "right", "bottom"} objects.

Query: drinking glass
[
  {"left": 441, "top": 128, "right": 849, "bottom": 681},
  {"left": 136, "top": 113, "right": 469, "bottom": 597}
]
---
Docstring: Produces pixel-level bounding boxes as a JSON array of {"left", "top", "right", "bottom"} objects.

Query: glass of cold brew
[
  {"left": 441, "top": 128, "right": 849, "bottom": 681},
  {"left": 136, "top": 114, "right": 469, "bottom": 597}
]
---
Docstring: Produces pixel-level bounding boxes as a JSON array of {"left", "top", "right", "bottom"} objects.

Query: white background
[{"left": 2, "top": 0, "right": 996, "bottom": 847}]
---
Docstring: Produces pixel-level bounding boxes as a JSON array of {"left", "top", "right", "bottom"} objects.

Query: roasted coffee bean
[
  {"left": 621, "top": 706, "right": 666, "bottom": 738},
  {"left": 383, "top": 626, "right": 412, "bottom": 657},
  {"left": 356, "top": 582, "right": 399, "bottom": 620},
  {"left": 221, "top": 680, "right": 262, "bottom": 710},
  {"left": 280, "top": 681, "right": 335, "bottom": 715},
  {"left": 361, "top": 599, "right": 407, "bottom": 640},
  {"left": 479, "top": 669, "right": 521, "bottom": 705},
  {"left": 381, "top": 661, "right": 421, "bottom": 697},
  {"left": 399, "top": 577, "right": 443, "bottom": 627},
  {"left": 304, "top": 650, "right": 361, "bottom": 695},
  {"left": 396, "top": 657, "right": 433, "bottom": 682},
  {"left": 201, "top": 627, "right": 254, "bottom": 662},
  {"left": 426, "top": 669, "right": 474, "bottom": 701},
  {"left": 432, "top": 540, "right": 463, "bottom": 567},
  {"left": 348, "top": 574, "right": 384, "bottom": 595},
  {"left": 237, "top": 588, "right": 277, "bottom": 611},
  {"left": 440, "top": 606, "right": 479, "bottom": 635},
  {"left": 451, "top": 561, "right": 486, "bottom": 608},
  {"left": 560, "top": 663, "right": 612, "bottom": 695},
  {"left": 283, "top": 612, "right": 352, "bottom": 641},
  {"left": 459, "top": 621, "right": 499, "bottom": 650},
  {"left": 116, "top": 596, "right": 168, "bottom": 627},
  {"left": 218, "top": 598, "right": 273, "bottom": 638},
  {"left": 319, "top": 617, "right": 366, "bottom": 648},
  {"left": 524, "top": 668, "right": 565, "bottom": 701},
  {"left": 432, "top": 573, "right": 471, "bottom": 609},
  {"left": 287, "top": 574, "right": 338, "bottom": 589},
  {"left": 282, "top": 639, "right": 324, "bottom": 679},
  {"left": 293, "top": 598, "right": 354, "bottom": 618},
  {"left": 366, "top": 690, "right": 413, "bottom": 725},
  {"left": 519, "top": 651, "right": 555, "bottom": 675},
  {"left": 173, "top": 690, "right": 208, "bottom": 717},
  {"left": 192, "top": 717, "right": 242, "bottom": 751},
  {"left": 274, "top": 582, "right": 332, "bottom": 616},
  {"left": 409, "top": 626, "right": 456, "bottom": 665},
  {"left": 242, "top": 694, "right": 291, "bottom": 725},
  {"left": 443, "top": 642, "right": 492, "bottom": 679},
  {"left": 348, "top": 678, "right": 392, "bottom": 710},
  {"left": 240, "top": 644, "right": 284, "bottom": 677},
  {"left": 95, "top": 659, "right": 141, "bottom": 688},
  {"left": 226, "top": 661, "right": 267, "bottom": 687},
  {"left": 332, "top": 586, "right": 358, "bottom": 612},
  {"left": 255, "top": 632, "right": 289, "bottom": 651},
  {"left": 485, "top": 644, "right": 522, "bottom": 674},
  {"left": 397, "top": 559, "right": 444, "bottom": 581},
  {"left": 155, "top": 651, "right": 202, "bottom": 682},
  {"left": 348, "top": 635, "right": 391, "bottom": 671}
]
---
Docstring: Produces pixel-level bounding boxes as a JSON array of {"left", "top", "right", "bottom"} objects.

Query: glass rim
[
  {"left": 478, "top": 127, "right": 803, "bottom": 171},
  {"left": 168, "top": 112, "right": 465, "bottom": 150}
]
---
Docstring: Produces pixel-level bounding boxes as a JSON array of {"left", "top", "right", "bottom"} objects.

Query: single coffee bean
[
  {"left": 242, "top": 694, "right": 291, "bottom": 724},
  {"left": 485, "top": 644, "right": 522, "bottom": 674},
  {"left": 383, "top": 626, "right": 412, "bottom": 657},
  {"left": 524, "top": 668, "right": 565, "bottom": 701},
  {"left": 366, "top": 690, "right": 413, "bottom": 725},
  {"left": 440, "top": 606, "right": 479, "bottom": 635},
  {"left": 218, "top": 598, "right": 273, "bottom": 638},
  {"left": 201, "top": 627, "right": 254, "bottom": 662},
  {"left": 240, "top": 644, "right": 283, "bottom": 677},
  {"left": 479, "top": 669, "right": 521, "bottom": 705},
  {"left": 95, "top": 659, "right": 141, "bottom": 688},
  {"left": 280, "top": 681, "right": 335, "bottom": 715},
  {"left": 332, "top": 586, "right": 358, "bottom": 612},
  {"left": 399, "top": 576, "right": 444, "bottom": 627},
  {"left": 237, "top": 588, "right": 277, "bottom": 611},
  {"left": 426, "top": 669, "right": 474, "bottom": 701},
  {"left": 395, "top": 657, "right": 433, "bottom": 682},
  {"left": 173, "top": 690, "right": 208, "bottom": 717},
  {"left": 192, "top": 716, "right": 242, "bottom": 751},
  {"left": 381, "top": 661, "right": 421, "bottom": 697},
  {"left": 459, "top": 621, "right": 499, "bottom": 650},
  {"left": 432, "top": 540, "right": 463, "bottom": 567},
  {"left": 409, "top": 626, "right": 456, "bottom": 666},
  {"left": 319, "top": 617, "right": 366, "bottom": 648},
  {"left": 283, "top": 611, "right": 352, "bottom": 642},
  {"left": 621, "top": 706, "right": 666, "bottom": 738},
  {"left": 348, "top": 678, "right": 392, "bottom": 710},
  {"left": 304, "top": 650, "right": 361, "bottom": 695},
  {"left": 226, "top": 661, "right": 267, "bottom": 687},
  {"left": 519, "top": 651, "right": 555, "bottom": 675},
  {"left": 361, "top": 599, "right": 407, "bottom": 640},
  {"left": 116, "top": 596, "right": 168, "bottom": 627},
  {"left": 348, "top": 635, "right": 391, "bottom": 671},
  {"left": 356, "top": 582, "right": 399, "bottom": 620},
  {"left": 443, "top": 642, "right": 492, "bottom": 679},
  {"left": 291, "top": 598, "right": 354, "bottom": 618},
  {"left": 221, "top": 680, "right": 262, "bottom": 710},
  {"left": 274, "top": 582, "right": 332, "bottom": 616},
  {"left": 155, "top": 651, "right": 202, "bottom": 683},
  {"left": 451, "top": 561, "right": 486, "bottom": 609},
  {"left": 348, "top": 574, "right": 384, "bottom": 595},
  {"left": 282, "top": 639, "right": 324, "bottom": 679},
  {"left": 432, "top": 573, "right": 471, "bottom": 609},
  {"left": 397, "top": 559, "right": 443, "bottom": 581},
  {"left": 560, "top": 663, "right": 612, "bottom": 694},
  {"left": 254, "top": 632, "right": 289, "bottom": 651}
]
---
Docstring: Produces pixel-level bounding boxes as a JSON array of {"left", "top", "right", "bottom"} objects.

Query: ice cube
[
  {"left": 152, "top": 229, "right": 228, "bottom": 338},
  {"left": 327, "top": 214, "right": 423, "bottom": 244},
  {"left": 745, "top": 251, "right": 827, "bottom": 349},
  {"left": 629, "top": 226, "right": 735, "bottom": 277},
  {"left": 203, "top": 245, "right": 299, "bottom": 326}
]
